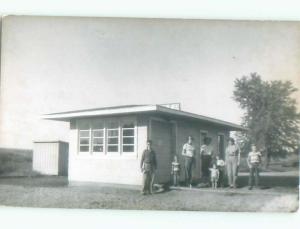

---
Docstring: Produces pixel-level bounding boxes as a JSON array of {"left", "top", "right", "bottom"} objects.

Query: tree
[{"left": 233, "top": 73, "right": 300, "bottom": 167}]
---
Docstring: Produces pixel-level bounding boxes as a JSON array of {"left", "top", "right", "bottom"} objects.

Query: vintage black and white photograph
[{"left": 0, "top": 16, "right": 299, "bottom": 212}]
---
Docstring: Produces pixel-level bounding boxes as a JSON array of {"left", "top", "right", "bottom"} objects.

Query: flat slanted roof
[{"left": 43, "top": 104, "right": 247, "bottom": 131}]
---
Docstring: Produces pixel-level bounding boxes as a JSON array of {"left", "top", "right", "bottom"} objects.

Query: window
[
  {"left": 92, "top": 121, "right": 104, "bottom": 153},
  {"left": 107, "top": 122, "right": 119, "bottom": 153},
  {"left": 79, "top": 130, "right": 90, "bottom": 152},
  {"left": 200, "top": 131, "right": 208, "bottom": 146},
  {"left": 122, "top": 123, "right": 135, "bottom": 153},
  {"left": 77, "top": 119, "right": 136, "bottom": 155},
  {"left": 92, "top": 129, "right": 104, "bottom": 152}
]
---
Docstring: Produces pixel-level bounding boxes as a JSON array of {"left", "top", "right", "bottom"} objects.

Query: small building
[
  {"left": 33, "top": 141, "right": 69, "bottom": 176},
  {"left": 43, "top": 104, "right": 246, "bottom": 185}
]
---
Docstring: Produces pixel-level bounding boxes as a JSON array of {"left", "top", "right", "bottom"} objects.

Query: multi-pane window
[
  {"left": 92, "top": 130, "right": 104, "bottom": 153},
  {"left": 107, "top": 122, "right": 119, "bottom": 153},
  {"left": 92, "top": 121, "right": 104, "bottom": 153},
  {"left": 122, "top": 123, "right": 135, "bottom": 153},
  {"left": 79, "top": 130, "right": 90, "bottom": 152},
  {"left": 78, "top": 119, "right": 136, "bottom": 155}
]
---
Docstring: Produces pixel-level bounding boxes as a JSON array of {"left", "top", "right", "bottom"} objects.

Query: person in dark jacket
[
  {"left": 140, "top": 140, "right": 157, "bottom": 195},
  {"left": 200, "top": 137, "right": 214, "bottom": 185}
]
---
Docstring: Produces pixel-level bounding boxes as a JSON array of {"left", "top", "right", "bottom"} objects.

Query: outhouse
[{"left": 33, "top": 141, "right": 69, "bottom": 176}]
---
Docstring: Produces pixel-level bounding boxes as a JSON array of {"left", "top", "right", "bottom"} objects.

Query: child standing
[
  {"left": 247, "top": 144, "right": 262, "bottom": 190},
  {"left": 171, "top": 155, "right": 181, "bottom": 186},
  {"left": 209, "top": 164, "right": 219, "bottom": 189}
]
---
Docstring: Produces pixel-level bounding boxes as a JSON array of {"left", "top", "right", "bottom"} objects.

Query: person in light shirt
[
  {"left": 247, "top": 144, "right": 262, "bottom": 190},
  {"left": 225, "top": 138, "right": 240, "bottom": 188},
  {"left": 182, "top": 136, "right": 196, "bottom": 188}
]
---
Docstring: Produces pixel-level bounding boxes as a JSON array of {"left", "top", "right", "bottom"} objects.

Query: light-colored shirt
[
  {"left": 209, "top": 168, "right": 219, "bottom": 178},
  {"left": 225, "top": 145, "right": 240, "bottom": 157},
  {"left": 172, "top": 161, "right": 180, "bottom": 172},
  {"left": 182, "top": 143, "right": 196, "bottom": 158},
  {"left": 200, "top": 144, "right": 213, "bottom": 156},
  {"left": 248, "top": 151, "right": 262, "bottom": 164},
  {"left": 216, "top": 159, "right": 225, "bottom": 167}
]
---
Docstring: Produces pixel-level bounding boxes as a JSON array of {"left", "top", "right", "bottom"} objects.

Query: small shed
[{"left": 33, "top": 141, "right": 69, "bottom": 176}]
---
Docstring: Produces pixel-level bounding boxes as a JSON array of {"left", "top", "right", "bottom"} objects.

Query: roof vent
[{"left": 159, "top": 103, "right": 181, "bottom": 110}]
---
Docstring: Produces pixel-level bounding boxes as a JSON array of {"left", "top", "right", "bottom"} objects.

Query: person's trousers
[
  {"left": 201, "top": 155, "right": 212, "bottom": 183},
  {"left": 184, "top": 156, "right": 194, "bottom": 186},
  {"left": 226, "top": 156, "right": 238, "bottom": 187},
  {"left": 173, "top": 172, "right": 179, "bottom": 186},
  {"left": 142, "top": 171, "right": 155, "bottom": 194},
  {"left": 249, "top": 164, "right": 259, "bottom": 187},
  {"left": 218, "top": 169, "right": 224, "bottom": 187}
]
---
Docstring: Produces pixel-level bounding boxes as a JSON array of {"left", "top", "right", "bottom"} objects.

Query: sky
[{"left": 0, "top": 16, "right": 299, "bottom": 149}]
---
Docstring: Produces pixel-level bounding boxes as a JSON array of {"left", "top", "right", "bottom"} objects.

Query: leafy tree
[{"left": 233, "top": 73, "right": 300, "bottom": 167}]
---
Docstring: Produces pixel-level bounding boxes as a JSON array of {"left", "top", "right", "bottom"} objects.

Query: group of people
[
  {"left": 180, "top": 136, "right": 241, "bottom": 189},
  {"left": 140, "top": 136, "right": 262, "bottom": 195}
]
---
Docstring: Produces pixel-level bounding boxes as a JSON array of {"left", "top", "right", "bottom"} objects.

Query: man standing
[
  {"left": 140, "top": 140, "right": 157, "bottom": 195},
  {"left": 182, "top": 136, "right": 196, "bottom": 188},
  {"left": 225, "top": 138, "right": 240, "bottom": 188}
]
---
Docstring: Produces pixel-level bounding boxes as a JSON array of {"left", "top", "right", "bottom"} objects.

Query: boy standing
[{"left": 247, "top": 144, "right": 262, "bottom": 190}]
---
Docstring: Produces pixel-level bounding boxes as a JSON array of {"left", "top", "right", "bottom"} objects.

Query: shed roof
[{"left": 43, "top": 104, "right": 247, "bottom": 131}]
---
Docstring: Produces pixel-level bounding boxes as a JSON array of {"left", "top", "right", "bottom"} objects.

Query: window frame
[
  {"left": 200, "top": 130, "right": 208, "bottom": 146},
  {"left": 78, "top": 129, "right": 91, "bottom": 154},
  {"left": 77, "top": 118, "right": 137, "bottom": 156},
  {"left": 121, "top": 123, "right": 136, "bottom": 154},
  {"left": 106, "top": 123, "right": 120, "bottom": 154},
  {"left": 91, "top": 128, "right": 105, "bottom": 154}
]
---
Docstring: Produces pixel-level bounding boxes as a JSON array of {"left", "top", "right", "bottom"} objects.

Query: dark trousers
[
  {"left": 184, "top": 156, "right": 194, "bottom": 186},
  {"left": 173, "top": 172, "right": 180, "bottom": 186},
  {"left": 249, "top": 164, "right": 260, "bottom": 187},
  {"left": 142, "top": 171, "right": 154, "bottom": 194},
  {"left": 201, "top": 155, "right": 212, "bottom": 183},
  {"left": 218, "top": 169, "right": 224, "bottom": 187}
]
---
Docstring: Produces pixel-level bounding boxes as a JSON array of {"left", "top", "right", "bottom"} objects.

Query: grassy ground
[
  {"left": 0, "top": 148, "right": 35, "bottom": 176},
  {"left": 0, "top": 175, "right": 298, "bottom": 212},
  {"left": 0, "top": 148, "right": 298, "bottom": 212}
]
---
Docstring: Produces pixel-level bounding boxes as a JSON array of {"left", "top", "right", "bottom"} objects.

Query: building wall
[
  {"left": 149, "top": 118, "right": 173, "bottom": 183},
  {"left": 157, "top": 116, "right": 230, "bottom": 183},
  {"left": 58, "top": 142, "right": 69, "bottom": 176},
  {"left": 67, "top": 113, "right": 231, "bottom": 185},
  {"left": 68, "top": 115, "right": 148, "bottom": 185}
]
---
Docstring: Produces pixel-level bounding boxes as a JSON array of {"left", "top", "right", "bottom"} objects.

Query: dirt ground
[{"left": 0, "top": 174, "right": 298, "bottom": 212}]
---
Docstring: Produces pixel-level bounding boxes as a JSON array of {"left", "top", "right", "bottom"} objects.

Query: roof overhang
[{"left": 42, "top": 105, "right": 247, "bottom": 131}]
